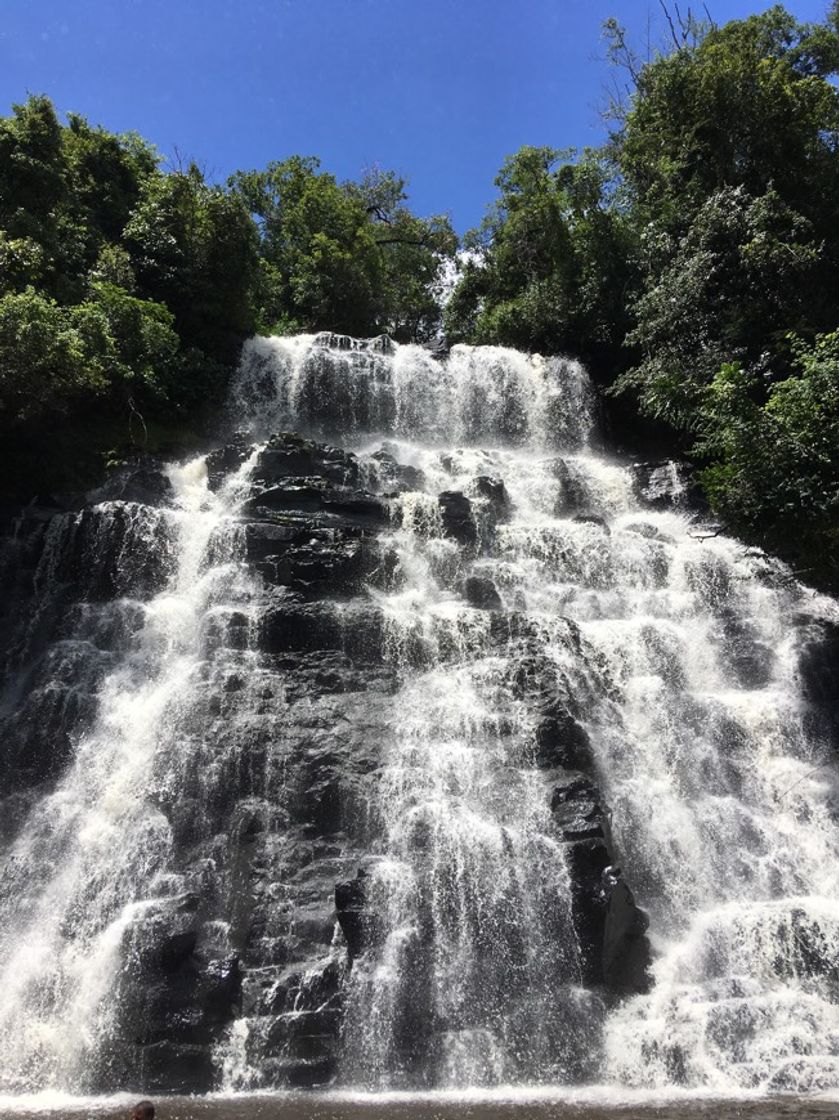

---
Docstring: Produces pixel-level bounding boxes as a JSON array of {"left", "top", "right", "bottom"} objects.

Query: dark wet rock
[
  {"left": 205, "top": 435, "right": 252, "bottom": 490},
  {"left": 258, "top": 598, "right": 385, "bottom": 660},
  {"left": 602, "top": 879, "right": 652, "bottom": 993},
  {"left": 717, "top": 609, "right": 774, "bottom": 689},
  {"left": 368, "top": 449, "right": 426, "bottom": 494},
  {"left": 87, "top": 458, "right": 174, "bottom": 507},
  {"left": 243, "top": 480, "right": 388, "bottom": 526},
  {"left": 469, "top": 475, "right": 511, "bottom": 522},
  {"left": 463, "top": 575, "right": 502, "bottom": 610},
  {"left": 572, "top": 514, "right": 611, "bottom": 534},
  {"left": 506, "top": 643, "right": 649, "bottom": 995},
  {"left": 530, "top": 691, "right": 594, "bottom": 772},
  {"left": 799, "top": 619, "right": 839, "bottom": 748},
  {"left": 564, "top": 838, "right": 611, "bottom": 986},
  {"left": 551, "top": 775, "right": 607, "bottom": 842},
  {"left": 132, "top": 1041, "right": 216, "bottom": 1093},
  {"left": 548, "top": 458, "right": 589, "bottom": 515},
  {"left": 243, "top": 521, "right": 300, "bottom": 561},
  {"left": 254, "top": 432, "right": 361, "bottom": 489},
  {"left": 438, "top": 491, "right": 477, "bottom": 546},
  {"left": 39, "top": 504, "right": 174, "bottom": 602},
  {"left": 0, "top": 640, "right": 111, "bottom": 787},
  {"left": 533, "top": 703, "right": 591, "bottom": 775},
  {"left": 621, "top": 521, "right": 673, "bottom": 543},
  {"left": 105, "top": 893, "right": 242, "bottom": 1093},
  {"left": 335, "top": 870, "right": 368, "bottom": 961},
  {"left": 631, "top": 460, "right": 707, "bottom": 512},
  {"left": 248, "top": 525, "right": 381, "bottom": 598}
]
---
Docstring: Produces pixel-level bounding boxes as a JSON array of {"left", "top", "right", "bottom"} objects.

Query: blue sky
[{"left": 0, "top": 0, "right": 832, "bottom": 232}]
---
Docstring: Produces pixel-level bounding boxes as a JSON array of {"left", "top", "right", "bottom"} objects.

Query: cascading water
[
  {"left": 1, "top": 330, "right": 838, "bottom": 1102},
  {"left": 230, "top": 333, "right": 839, "bottom": 1094},
  {"left": 0, "top": 453, "right": 262, "bottom": 1093}
]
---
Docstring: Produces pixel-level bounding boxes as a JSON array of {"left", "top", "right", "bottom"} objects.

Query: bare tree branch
[
  {"left": 374, "top": 235, "right": 429, "bottom": 248},
  {"left": 659, "top": 0, "right": 682, "bottom": 49}
]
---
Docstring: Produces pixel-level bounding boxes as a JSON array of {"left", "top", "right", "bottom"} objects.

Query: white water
[
  {"left": 1, "top": 330, "right": 838, "bottom": 1099},
  {"left": 0, "top": 454, "right": 261, "bottom": 1092},
  {"left": 231, "top": 333, "right": 839, "bottom": 1093}
]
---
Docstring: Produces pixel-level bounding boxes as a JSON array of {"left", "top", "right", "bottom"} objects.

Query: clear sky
[{"left": 0, "top": 0, "right": 832, "bottom": 232}]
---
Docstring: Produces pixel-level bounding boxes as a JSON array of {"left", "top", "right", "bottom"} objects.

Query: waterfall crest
[{"left": 1, "top": 331, "right": 838, "bottom": 1097}]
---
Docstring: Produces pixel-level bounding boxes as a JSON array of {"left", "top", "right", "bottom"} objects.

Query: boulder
[
  {"left": 87, "top": 457, "right": 173, "bottom": 507},
  {"left": 631, "top": 460, "right": 707, "bottom": 512},
  {"left": 463, "top": 576, "right": 502, "bottom": 610},
  {"left": 438, "top": 491, "right": 477, "bottom": 546},
  {"left": 205, "top": 436, "right": 252, "bottom": 490},
  {"left": 253, "top": 532, "right": 380, "bottom": 598},
  {"left": 572, "top": 514, "right": 611, "bottom": 534},
  {"left": 469, "top": 475, "right": 511, "bottom": 522},
  {"left": 243, "top": 481, "right": 389, "bottom": 527},
  {"left": 548, "top": 458, "right": 589, "bottom": 516},
  {"left": 254, "top": 432, "right": 360, "bottom": 488},
  {"left": 134, "top": 1041, "right": 216, "bottom": 1093},
  {"left": 369, "top": 449, "right": 426, "bottom": 494},
  {"left": 551, "top": 775, "right": 607, "bottom": 842}
]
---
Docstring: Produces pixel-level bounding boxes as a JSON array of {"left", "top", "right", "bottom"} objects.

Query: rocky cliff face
[
  {"left": 2, "top": 333, "right": 838, "bottom": 1097},
  {"left": 0, "top": 431, "right": 652, "bottom": 1094}
]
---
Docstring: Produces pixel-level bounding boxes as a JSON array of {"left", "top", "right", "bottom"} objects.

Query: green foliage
[
  {"left": 444, "top": 147, "right": 636, "bottom": 375},
  {"left": 618, "top": 5, "right": 839, "bottom": 238},
  {"left": 0, "top": 284, "right": 180, "bottom": 424},
  {"left": 0, "top": 96, "right": 238, "bottom": 467},
  {"left": 232, "top": 157, "right": 455, "bottom": 340},
  {"left": 696, "top": 335, "right": 839, "bottom": 579},
  {"left": 124, "top": 167, "right": 259, "bottom": 361},
  {"left": 0, "top": 94, "right": 458, "bottom": 499},
  {"left": 0, "top": 95, "right": 64, "bottom": 239},
  {"left": 618, "top": 186, "right": 819, "bottom": 425},
  {"left": 0, "top": 288, "right": 100, "bottom": 422}
]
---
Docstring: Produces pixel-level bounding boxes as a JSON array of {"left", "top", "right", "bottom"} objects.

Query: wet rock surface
[
  {"left": 0, "top": 433, "right": 400, "bottom": 1093},
  {"left": 1, "top": 372, "right": 836, "bottom": 1099},
  {"left": 799, "top": 619, "right": 839, "bottom": 748}
]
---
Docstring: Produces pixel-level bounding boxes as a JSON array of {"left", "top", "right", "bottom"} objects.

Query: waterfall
[
  {"left": 0, "top": 454, "right": 261, "bottom": 1093},
  {"left": 1, "top": 330, "right": 838, "bottom": 1098}
]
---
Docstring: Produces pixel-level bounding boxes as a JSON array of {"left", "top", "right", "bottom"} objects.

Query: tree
[
  {"left": 617, "top": 186, "right": 820, "bottom": 425},
  {"left": 618, "top": 5, "right": 839, "bottom": 240},
  {"left": 123, "top": 166, "right": 258, "bottom": 363},
  {"left": 0, "top": 96, "right": 67, "bottom": 295},
  {"left": 231, "top": 156, "right": 382, "bottom": 336},
  {"left": 232, "top": 157, "right": 456, "bottom": 340},
  {"left": 696, "top": 334, "right": 839, "bottom": 583},
  {"left": 444, "top": 146, "right": 636, "bottom": 375}
]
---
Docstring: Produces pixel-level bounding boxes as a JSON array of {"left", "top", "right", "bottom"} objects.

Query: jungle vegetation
[{"left": 2, "top": 3, "right": 838, "bottom": 584}]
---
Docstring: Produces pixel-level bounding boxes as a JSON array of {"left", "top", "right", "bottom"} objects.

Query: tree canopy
[
  {"left": 5, "top": 4, "right": 839, "bottom": 586},
  {"left": 0, "top": 97, "right": 455, "bottom": 495}
]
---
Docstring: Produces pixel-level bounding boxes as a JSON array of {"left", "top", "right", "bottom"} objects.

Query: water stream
[{"left": 1, "top": 332, "right": 838, "bottom": 1104}]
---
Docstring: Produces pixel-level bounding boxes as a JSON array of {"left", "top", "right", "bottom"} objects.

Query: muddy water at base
[{"left": 1, "top": 1095, "right": 838, "bottom": 1120}]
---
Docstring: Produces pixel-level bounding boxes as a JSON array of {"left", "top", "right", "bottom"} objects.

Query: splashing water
[
  {"left": 0, "top": 452, "right": 261, "bottom": 1092},
  {"left": 1, "top": 330, "right": 838, "bottom": 1100},
  {"left": 229, "top": 333, "right": 839, "bottom": 1094}
]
